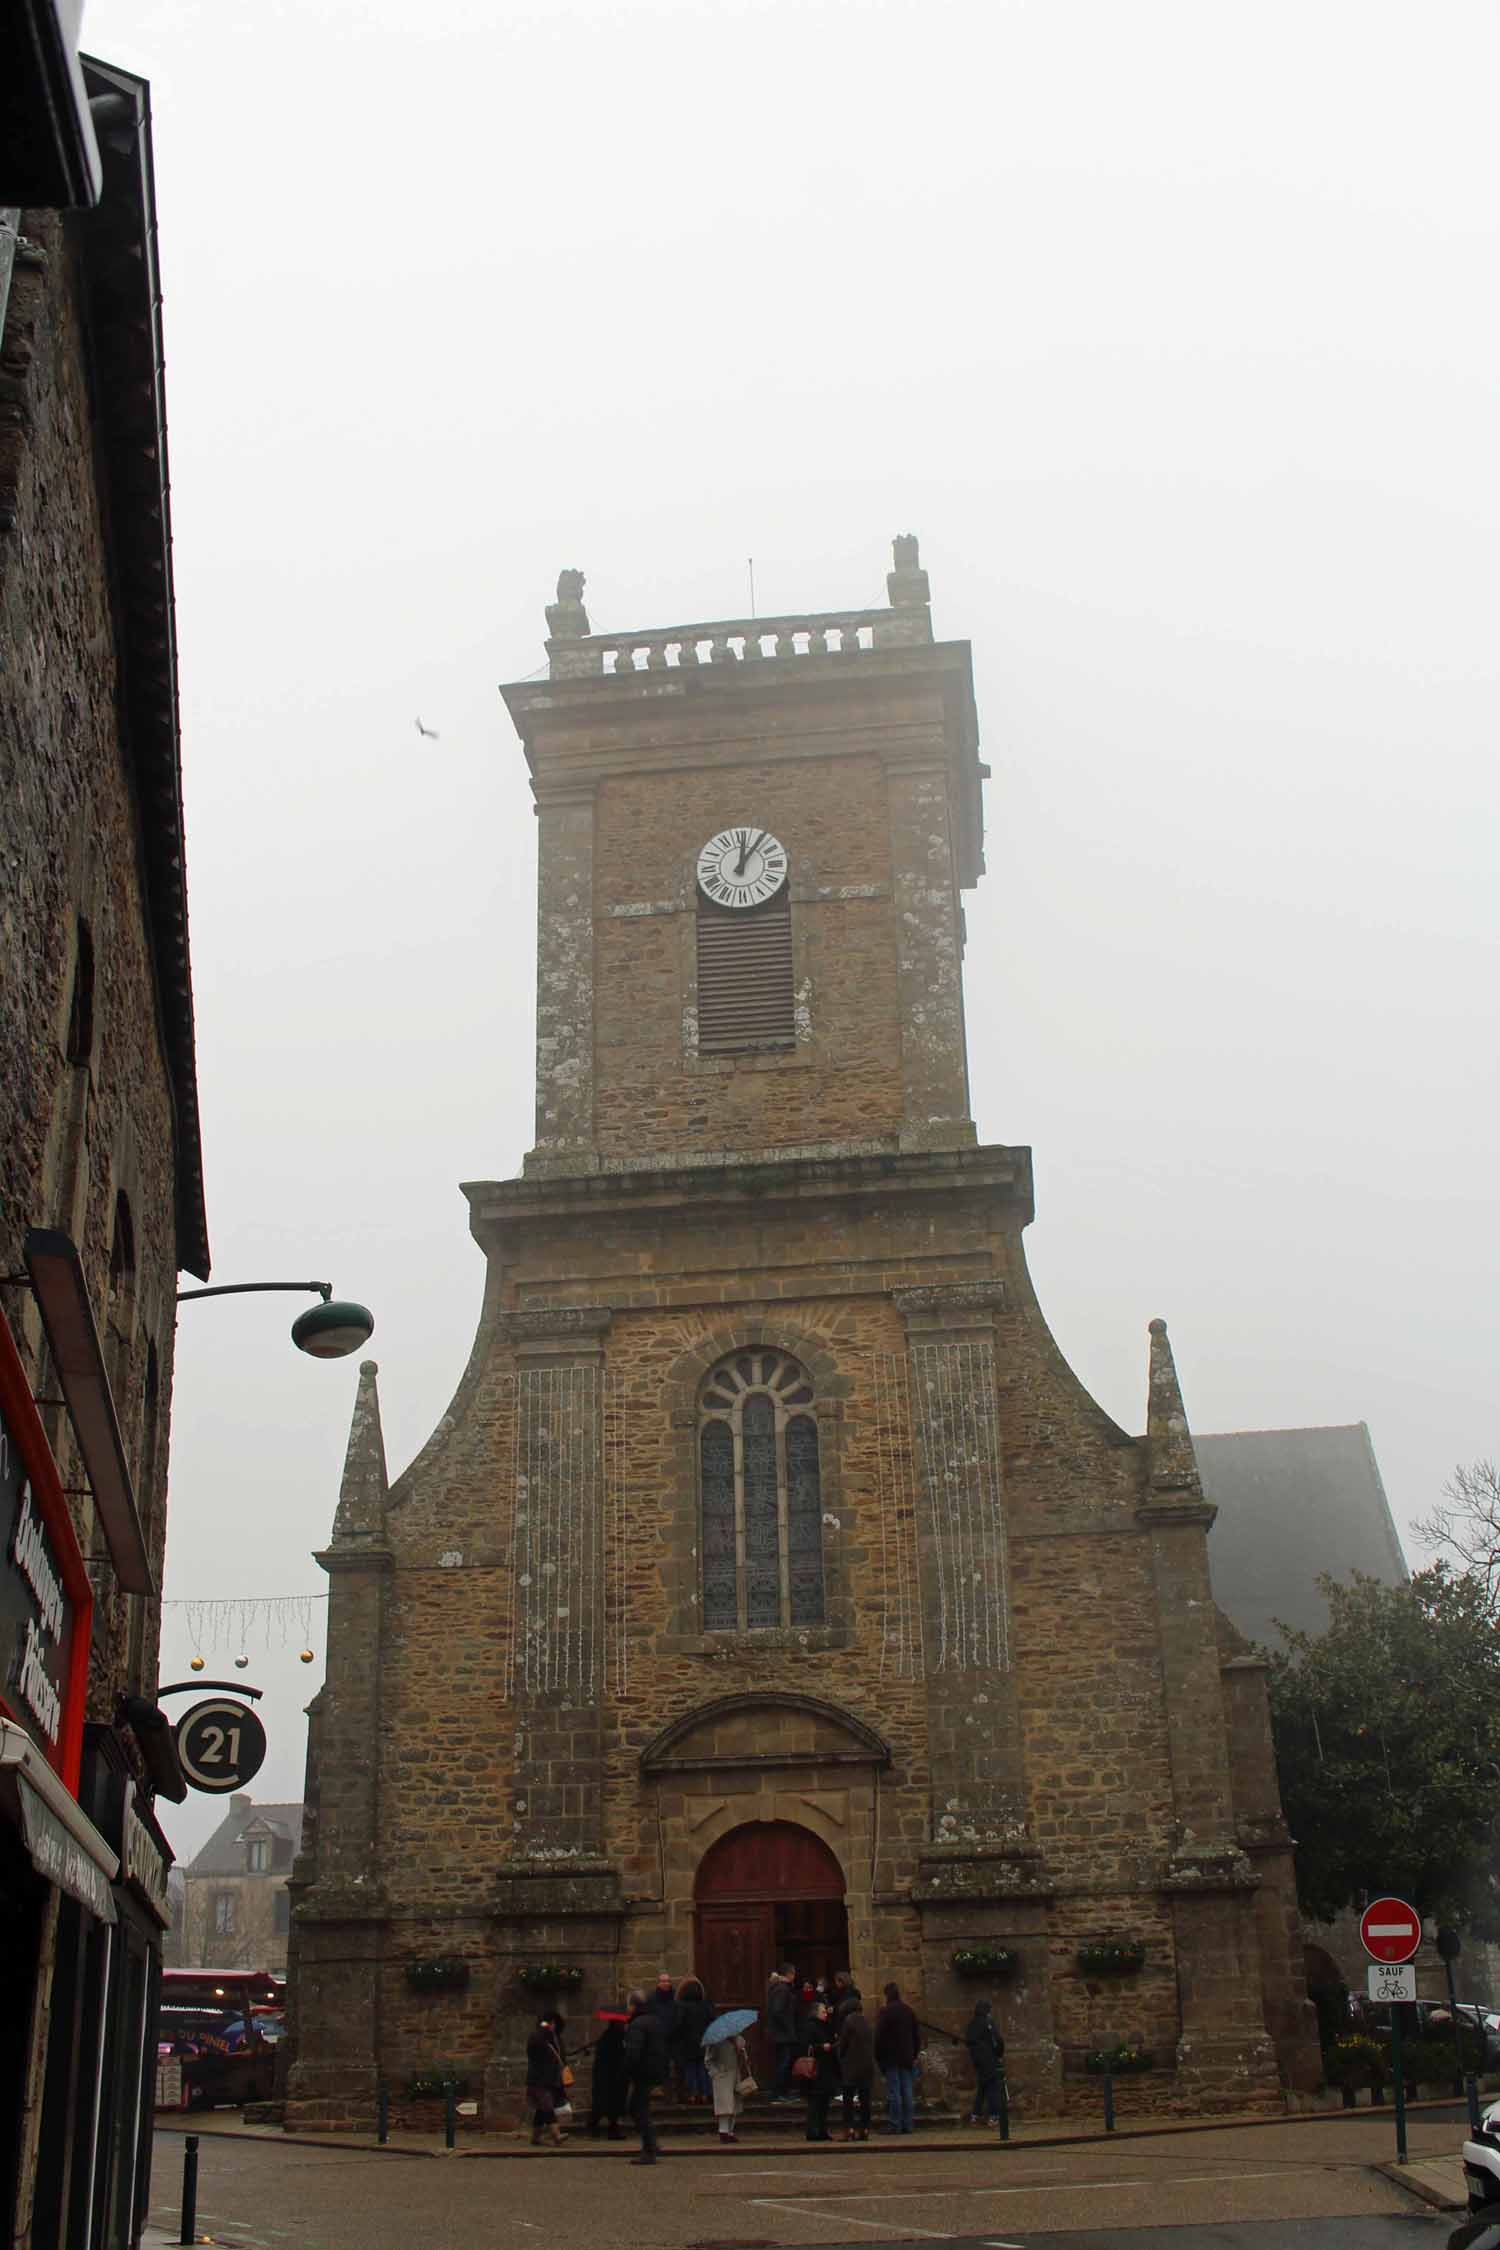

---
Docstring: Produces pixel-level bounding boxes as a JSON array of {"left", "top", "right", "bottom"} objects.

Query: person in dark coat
[
  {"left": 672, "top": 1976, "right": 713, "bottom": 2102},
  {"left": 832, "top": 1971, "right": 863, "bottom": 2030},
  {"left": 835, "top": 1997, "right": 875, "bottom": 2140},
  {"left": 525, "top": 2014, "right": 566, "bottom": 2148},
  {"left": 767, "top": 1965, "right": 798, "bottom": 2100},
  {"left": 587, "top": 2017, "right": 629, "bottom": 2139},
  {"left": 873, "top": 1981, "right": 920, "bottom": 2134},
  {"left": 801, "top": 2000, "right": 839, "bottom": 2142},
  {"left": 622, "top": 1987, "right": 669, "bottom": 2165},
  {"left": 962, "top": 1998, "right": 1006, "bottom": 2126},
  {"left": 648, "top": 1973, "right": 677, "bottom": 2036}
]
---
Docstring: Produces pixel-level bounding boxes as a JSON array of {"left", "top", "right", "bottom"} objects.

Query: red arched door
[{"left": 694, "top": 1823, "right": 848, "bottom": 2071}]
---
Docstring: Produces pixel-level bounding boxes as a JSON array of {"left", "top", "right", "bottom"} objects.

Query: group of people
[
  {"left": 523, "top": 1967, "right": 1007, "bottom": 2161},
  {"left": 765, "top": 1969, "right": 1005, "bottom": 2140}
]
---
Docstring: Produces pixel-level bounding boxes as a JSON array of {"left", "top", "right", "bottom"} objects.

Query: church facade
[{"left": 286, "top": 542, "right": 1319, "bottom": 2128}]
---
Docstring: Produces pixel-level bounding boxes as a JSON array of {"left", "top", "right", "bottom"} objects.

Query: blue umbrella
[{"left": 702, "top": 2006, "right": 758, "bottom": 2047}]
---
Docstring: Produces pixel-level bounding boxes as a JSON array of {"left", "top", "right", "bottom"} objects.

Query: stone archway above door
[{"left": 639, "top": 1692, "right": 893, "bottom": 1780}]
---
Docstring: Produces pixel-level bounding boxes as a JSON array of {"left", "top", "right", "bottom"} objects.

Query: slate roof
[
  {"left": 184, "top": 1800, "right": 304, "bottom": 1877},
  {"left": 1198, "top": 1423, "right": 1409, "bottom": 1655}
]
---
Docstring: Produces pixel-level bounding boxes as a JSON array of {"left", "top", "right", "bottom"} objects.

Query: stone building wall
[
  {"left": 0, "top": 207, "right": 185, "bottom": 1710},
  {"left": 181, "top": 1872, "right": 294, "bottom": 1976}
]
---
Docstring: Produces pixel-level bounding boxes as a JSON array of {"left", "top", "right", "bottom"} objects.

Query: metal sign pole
[{"left": 1392, "top": 2008, "right": 1407, "bottom": 2165}]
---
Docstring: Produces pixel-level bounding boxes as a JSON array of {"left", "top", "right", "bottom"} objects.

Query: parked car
[
  {"left": 1454, "top": 2006, "right": 1500, "bottom": 2069},
  {"left": 1464, "top": 2095, "right": 1500, "bottom": 2213}
]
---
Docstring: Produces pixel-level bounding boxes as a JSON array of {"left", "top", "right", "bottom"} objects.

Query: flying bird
[{"left": 414, "top": 718, "right": 440, "bottom": 740}]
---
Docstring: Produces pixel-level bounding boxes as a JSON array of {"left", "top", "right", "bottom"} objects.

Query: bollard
[
  {"left": 443, "top": 2076, "right": 456, "bottom": 2151},
  {"left": 179, "top": 2133, "right": 199, "bottom": 2246},
  {"left": 1102, "top": 2070, "right": 1116, "bottom": 2133},
  {"left": 377, "top": 2081, "right": 389, "bottom": 2145},
  {"left": 1468, "top": 2074, "right": 1483, "bottom": 2135},
  {"left": 996, "top": 2071, "right": 1010, "bottom": 2143}
]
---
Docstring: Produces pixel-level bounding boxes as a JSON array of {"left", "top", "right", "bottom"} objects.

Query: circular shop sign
[{"left": 175, "top": 1697, "right": 267, "bottom": 1794}]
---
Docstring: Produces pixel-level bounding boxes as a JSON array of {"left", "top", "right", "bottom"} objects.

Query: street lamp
[{"left": 175, "top": 1280, "right": 374, "bottom": 1359}]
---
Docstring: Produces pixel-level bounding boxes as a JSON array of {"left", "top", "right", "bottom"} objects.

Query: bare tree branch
[{"left": 1415, "top": 1459, "right": 1500, "bottom": 1613}]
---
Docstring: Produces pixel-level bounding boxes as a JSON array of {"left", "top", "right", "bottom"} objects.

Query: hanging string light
[{"left": 166, "top": 1593, "right": 327, "bottom": 1668}]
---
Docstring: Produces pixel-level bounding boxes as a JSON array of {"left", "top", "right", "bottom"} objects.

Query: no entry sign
[{"left": 1360, "top": 1895, "right": 1421, "bottom": 1964}]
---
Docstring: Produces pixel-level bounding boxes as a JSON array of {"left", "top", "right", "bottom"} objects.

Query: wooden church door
[{"left": 694, "top": 1821, "right": 848, "bottom": 2076}]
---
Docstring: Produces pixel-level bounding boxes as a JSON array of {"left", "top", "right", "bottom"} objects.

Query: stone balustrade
[
  {"left": 549, "top": 607, "right": 932, "bottom": 680},
  {"left": 543, "top": 537, "right": 936, "bottom": 679}
]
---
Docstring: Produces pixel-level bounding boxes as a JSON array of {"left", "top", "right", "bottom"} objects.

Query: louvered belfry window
[
  {"left": 696, "top": 890, "right": 795, "bottom": 1054},
  {"left": 699, "top": 1349, "right": 825, "bottom": 1633}
]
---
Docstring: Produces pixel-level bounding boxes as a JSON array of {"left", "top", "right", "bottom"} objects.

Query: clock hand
[{"left": 735, "top": 829, "right": 764, "bottom": 877}]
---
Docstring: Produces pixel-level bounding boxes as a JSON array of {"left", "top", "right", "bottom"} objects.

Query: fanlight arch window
[{"left": 699, "top": 1350, "right": 825, "bottom": 1632}]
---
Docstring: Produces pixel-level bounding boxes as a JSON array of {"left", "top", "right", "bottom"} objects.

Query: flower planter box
[
  {"left": 406, "top": 1959, "right": 470, "bottom": 1994},
  {"left": 1076, "top": 1941, "right": 1145, "bottom": 1976},
  {"left": 1085, "top": 2046, "right": 1153, "bottom": 2075},
  {"left": 950, "top": 1948, "right": 1017, "bottom": 1980},
  {"left": 514, "top": 1965, "right": 584, "bottom": 1993}
]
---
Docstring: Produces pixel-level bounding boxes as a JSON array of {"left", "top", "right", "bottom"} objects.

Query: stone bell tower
[
  {"left": 286, "top": 539, "right": 1318, "bottom": 2136},
  {"left": 510, "top": 533, "right": 982, "bottom": 1177}
]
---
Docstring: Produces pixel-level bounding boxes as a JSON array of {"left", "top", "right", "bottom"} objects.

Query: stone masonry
[{"left": 286, "top": 541, "right": 1320, "bottom": 2132}]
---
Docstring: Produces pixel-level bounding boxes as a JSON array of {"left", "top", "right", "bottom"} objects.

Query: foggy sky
[{"left": 82, "top": 0, "right": 1500, "bottom": 1863}]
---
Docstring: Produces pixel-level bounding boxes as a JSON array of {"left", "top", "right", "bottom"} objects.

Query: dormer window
[{"left": 245, "top": 1835, "right": 270, "bottom": 1873}]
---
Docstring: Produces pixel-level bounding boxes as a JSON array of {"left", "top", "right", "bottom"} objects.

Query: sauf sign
[{"left": 0, "top": 1309, "right": 89, "bottom": 1789}]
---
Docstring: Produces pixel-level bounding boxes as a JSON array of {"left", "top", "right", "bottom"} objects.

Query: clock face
[{"left": 696, "top": 826, "right": 788, "bottom": 909}]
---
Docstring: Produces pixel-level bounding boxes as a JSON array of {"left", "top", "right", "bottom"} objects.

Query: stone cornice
[
  {"left": 315, "top": 1545, "right": 395, "bottom": 1576},
  {"left": 498, "top": 1305, "right": 612, "bottom": 1362},
  {"left": 1136, "top": 1499, "right": 1217, "bottom": 1532},
  {"left": 466, "top": 1142, "right": 1033, "bottom": 1237},
  {"left": 1158, "top": 1846, "right": 1260, "bottom": 1895},
  {"left": 914, "top": 1846, "right": 1055, "bottom": 1903},
  {"left": 894, "top": 1281, "right": 1007, "bottom": 1337}
]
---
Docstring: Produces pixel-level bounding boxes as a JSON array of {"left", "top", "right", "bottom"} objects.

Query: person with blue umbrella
[{"left": 702, "top": 2006, "right": 757, "bottom": 2144}]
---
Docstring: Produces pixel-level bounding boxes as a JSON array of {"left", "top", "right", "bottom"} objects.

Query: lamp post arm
[{"left": 176, "top": 1281, "right": 333, "bottom": 1305}]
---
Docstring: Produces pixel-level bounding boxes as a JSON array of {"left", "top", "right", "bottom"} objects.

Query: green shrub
[
  {"left": 1397, "top": 2030, "right": 1484, "bottom": 2085},
  {"left": 1324, "top": 2034, "right": 1385, "bottom": 2089}
]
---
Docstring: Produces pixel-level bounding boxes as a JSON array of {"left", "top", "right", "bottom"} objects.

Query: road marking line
[
  {"left": 984, "top": 2240, "right": 1027, "bottom": 2246},
  {"left": 749, "top": 2196, "right": 953, "bottom": 2239},
  {"left": 966, "top": 2170, "right": 1323, "bottom": 2196}
]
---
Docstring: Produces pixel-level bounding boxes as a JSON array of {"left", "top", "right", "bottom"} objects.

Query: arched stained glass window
[{"left": 698, "top": 1350, "right": 825, "bottom": 1632}]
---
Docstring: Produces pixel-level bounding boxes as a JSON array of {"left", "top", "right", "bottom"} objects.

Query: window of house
[
  {"left": 105, "top": 1189, "right": 137, "bottom": 1402},
  {"left": 272, "top": 1890, "right": 290, "bottom": 1937},
  {"left": 65, "top": 917, "right": 94, "bottom": 1064},
  {"left": 245, "top": 1837, "right": 270, "bottom": 1873},
  {"left": 695, "top": 891, "right": 795, "bottom": 1054},
  {"left": 699, "top": 1349, "right": 825, "bottom": 1631},
  {"left": 212, "top": 1892, "right": 236, "bottom": 1937}
]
